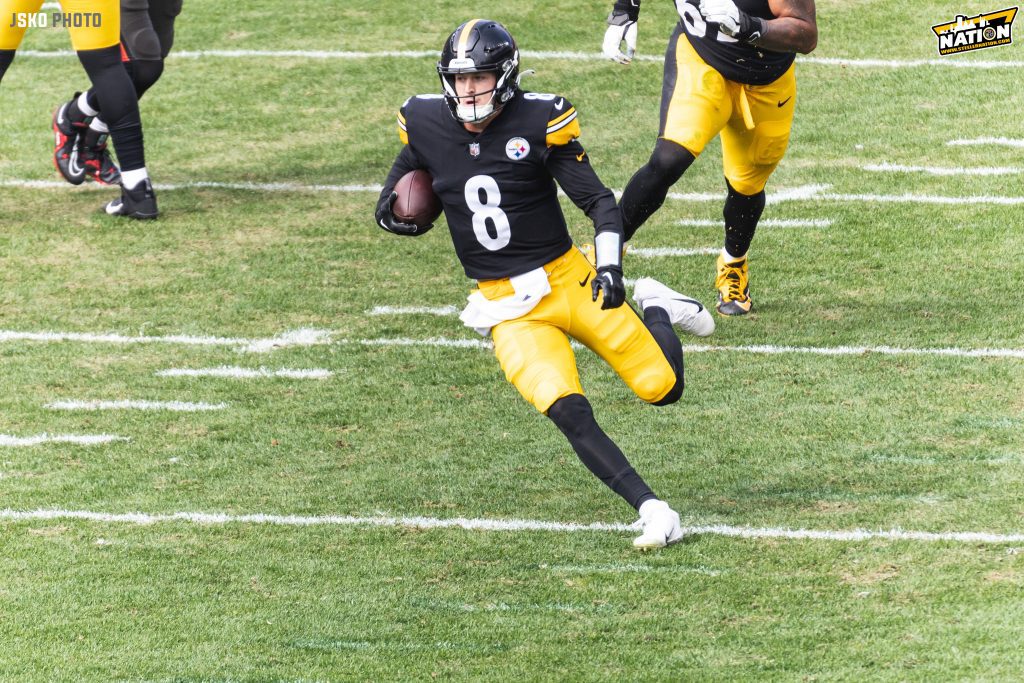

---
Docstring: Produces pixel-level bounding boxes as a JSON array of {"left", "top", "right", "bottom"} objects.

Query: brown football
[{"left": 393, "top": 169, "right": 442, "bottom": 228}]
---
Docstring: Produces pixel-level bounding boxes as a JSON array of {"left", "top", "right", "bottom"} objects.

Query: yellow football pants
[
  {"left": 661, "top": 32, "right": 797, "bottom": 195},
  {"left": 1, "top": 0, "right": 120, "bottom": 51},
  {"left": 482, "top": 248, "right": 678, "bottom": 414}
]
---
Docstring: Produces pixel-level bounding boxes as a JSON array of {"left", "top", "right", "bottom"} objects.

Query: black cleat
[
  {"left": 104, "top": 179, "right": 159, "bottom": 219},
  {"left": 52, "top": 99, "right": 87, "bottom": 185}
]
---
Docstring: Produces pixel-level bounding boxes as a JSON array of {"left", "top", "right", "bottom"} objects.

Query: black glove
[
  {"left": 375, "top": 191, "right": 432, "bottom": 236},
  {"left": 592, "top": 265, "right": 626, "bottom": 309}
]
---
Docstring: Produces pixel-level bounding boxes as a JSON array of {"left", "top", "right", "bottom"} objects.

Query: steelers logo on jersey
[{"left": 505, "top": 137, "right": 531, "bottom": 160}]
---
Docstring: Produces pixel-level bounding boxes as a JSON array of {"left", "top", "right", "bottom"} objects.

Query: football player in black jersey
[
  {"left": 52, "top": 0, "right": 182, "bottom": 196},
  {"left": 603, "top": 0, "right": 817, "bottom": 315},
  {"left": 376, "top": 19, "right": 716, "bottom": 549}
]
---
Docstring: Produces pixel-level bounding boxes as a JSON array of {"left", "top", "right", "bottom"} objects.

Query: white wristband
[{"left": 595, "top": 231, "right": 622, "bottom": 269}]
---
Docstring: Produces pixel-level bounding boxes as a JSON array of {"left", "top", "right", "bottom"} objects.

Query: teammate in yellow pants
[
  {"left": 1, "top": 0, "right": 158, "bottom": 218},
  {"left": 603, "top": 0, "right": 817, "bottom": 315},
  {"left": 377, "top": 19, "right": 716, "bottom": 549}
]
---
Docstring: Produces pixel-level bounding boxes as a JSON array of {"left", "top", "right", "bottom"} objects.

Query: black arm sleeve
[
  {"left": 376, "top": 145, "right": 422, "bottom": 213},
  {"left": 545, "top": 141, "right": 623, "bottom": 239}
]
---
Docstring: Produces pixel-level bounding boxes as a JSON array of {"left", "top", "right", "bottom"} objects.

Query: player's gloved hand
[
  {"left": 592, "top": 265, "right": 626, "bottom": 309},
  {"left": 698, "top": 0, "right": 767, "bottom": 43},
  {"left": 602, "top": 4, "right": 639, "bottom": 64},
  {"left": 375, "top": 191, "right": 431, "bottom": 236}
]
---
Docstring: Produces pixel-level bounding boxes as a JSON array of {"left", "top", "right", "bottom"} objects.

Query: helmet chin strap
[{"left": 455, "top": 90, "right": 498, "bottom": 123}]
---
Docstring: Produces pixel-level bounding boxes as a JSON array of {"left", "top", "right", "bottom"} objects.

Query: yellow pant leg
[
  {"left": 720, "top": 63, "right": 797, "bottom": 195},
  {"left": 558, "top": 250, "right": 678, "bottom": 405},
  {"left": 0, "top": 0, "right": 43, "bottom": 50},
  {"left": 59, "top": 0, "right": 120, "bottom": 51},
  {"left": 661, "top": 33, "right": 733, "bottom": 157},
  {"left": 491, "top": 311, "right": 583, "bottom": 415}
]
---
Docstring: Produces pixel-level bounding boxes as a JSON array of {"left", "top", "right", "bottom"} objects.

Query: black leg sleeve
[
  {"left": 619, "top": 139, "right": 696, "bottom": 241},
  {"left": 0, "top": 49, "right": 15, "bottom": 84},
  {"left": 723, "top": 179, "right": 766, "bottom": 258},
  {"left": 547, "top": 394, "right": 657, "bottom": 510},
  {"left": 76, "top": 45, "right": 146, "bottom": 172},
  {"left": 641, "top": 306, "right": 685, "bottom": 406}
]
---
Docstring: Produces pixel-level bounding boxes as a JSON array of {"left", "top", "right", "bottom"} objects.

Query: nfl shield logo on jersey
[
  {"left": 505, "top": 137, "right": 530, "bottom": 160},
  {"left": 468, "top": 142, "right": 481, "bottom": 157}
]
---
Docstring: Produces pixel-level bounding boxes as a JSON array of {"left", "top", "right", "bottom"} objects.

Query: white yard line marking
[
  {"left": 156, "top": 367, "right": 333, "bottom": 379},
  {"left": 679, "top": 218, "right": 833, "bottom": 228},
  {"left": 356, "top": 336, "right": 492, "bottom": 350},
  {"left": 1, "top": 508, "right": 1022, "bottom": 544},
  {"left": 0, "top": 179, "right": 381, "bottom": 193},
  {"left": 0, "top": 434, "right": 128, "bottom": 447},
  {"left": 0, "top": 327, "right": 332, "bottom": 353},
  {"left": 45, "top": 400, "right": 227, "bottom": 412},
  {"left": 3, "top": 178, "right": 1023, "bottom": 205},
  {"left": 368, "top": 305, "right": 459, "bottom": 316},
  {"left": 16, "top": 49, "right": 1024, "bottom": 69},
  {"left": 863, "top": 162, "right": 1021, "bottom": 176},
  {"left": 818, "top": 191, "right": 1024, "bottom": 205},
  {"left": 346, "top": 336, "right": 1024, "bottom": 360},
  {"left": 540, "top": 563, "right": 724, "bottom": 575},
  {"left": 947, "top": 137, "right": 1024, "bottom": 148},
  {"left": 629, "top": 247, "right": 720, "bottom": 258}
]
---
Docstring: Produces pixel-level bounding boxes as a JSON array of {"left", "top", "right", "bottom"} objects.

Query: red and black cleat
[
  {"left": 52, "top": 99, "right": 88, "bottom": 185},
  {"left": 81, "top": 134, "right": 122, "bottom": 186}
]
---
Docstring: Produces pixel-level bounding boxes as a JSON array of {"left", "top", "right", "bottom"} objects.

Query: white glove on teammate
[{"left": 699, "top": 0, "right": 767, "bottom": 42}]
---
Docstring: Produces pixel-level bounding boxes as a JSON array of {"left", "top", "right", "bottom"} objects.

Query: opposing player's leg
[
  {"left": 717, "top": 64, "right": 796, "bottom": 315},
  {"left": 620, "top": 28, "right": 730, "bottom": 240}
]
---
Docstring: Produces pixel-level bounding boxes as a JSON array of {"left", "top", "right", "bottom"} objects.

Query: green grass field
[{"left": 1, "top": 0, "right": 1023, "bottom": 679}]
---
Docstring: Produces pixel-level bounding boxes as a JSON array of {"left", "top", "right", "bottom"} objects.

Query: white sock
[
  {"left": 722, "top": 247, "right": 746, "bottom": 263},
  {"left": 77, "top": 91, "right": 99, "bottom": 117},
  {"left": 88, "top": 117, "right": 108, "bottom": 133},
  {"left": 121, "top": 167, "right": 149, "bottom": 190}
]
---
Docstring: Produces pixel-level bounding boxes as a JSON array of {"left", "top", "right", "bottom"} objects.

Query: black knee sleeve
[
  {"left": 547, "top": 394, "right": 657, "bottom": 509},
  {"left": 150, "top": 0, "right": 183, "bottom": 58},
  {"left": 642, "top": 306, "right": 685, "bottom": 406},
  {"left": 723, "top": 179, "right": 766, "bottom": 258},
  {"left": 0, "top": 49, "right": 15, "bottom": 84},
  {"left": 77, "top": 45, "right": 145, "bottom": 171},
  {"left": 128, "top": 59, "right": 164, "bottom": 98},
  {"left": 620, "top": 139, "right": 696, "bottom": 241}
]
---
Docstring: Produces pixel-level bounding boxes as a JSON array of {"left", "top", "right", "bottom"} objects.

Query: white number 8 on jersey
[{"left": 464, "top": 175, "right": 512, "bottom": 251}]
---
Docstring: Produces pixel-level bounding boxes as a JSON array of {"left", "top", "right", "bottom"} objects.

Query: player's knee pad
[
  {"left": 648, "top": 139, "right": 696, "bottom": 181},
  {"left": 651, "top": 375, "right": 683, "bottom": 406},
  {"left": 121, "top": 6, "right": 162, "bottom": 61},
  {"left": 751, "top": 120, "right": 791, "bottom": 166},
  {"left": 547, "top": 394, "right": 594, "bottom": 438},
  {"left": 632, "top": 366, "right": 682, "bottom": 406}
]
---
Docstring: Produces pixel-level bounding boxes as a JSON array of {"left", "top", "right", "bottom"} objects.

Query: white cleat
[
  {"left": 633, "top": 277, "right": 715, "bottom": 337},
  {"left": 632, "top": 499, "right": 684, "bottom": 550}
]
